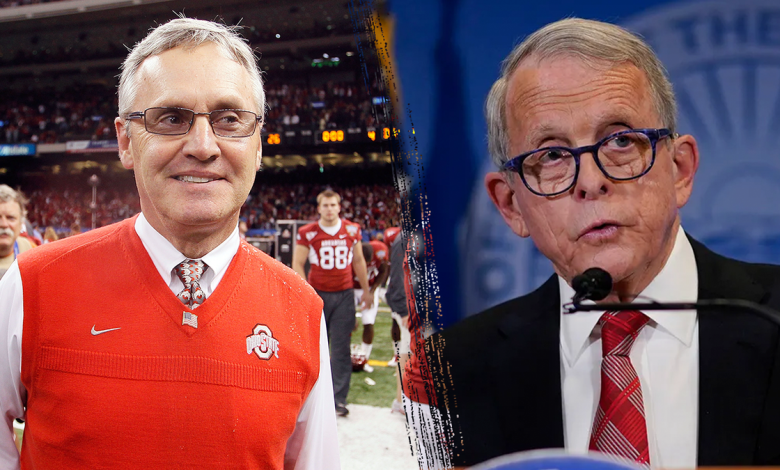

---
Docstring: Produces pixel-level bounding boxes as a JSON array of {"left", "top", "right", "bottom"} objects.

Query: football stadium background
[
  {"left": 389, "top": 0, "right": 780, "bottom": 328},
  {"left": 0, "top": 0, "right": 407, "bottom": 257},
  {"left": 0, "top": 2, "right": 426, "bottom": 468}
]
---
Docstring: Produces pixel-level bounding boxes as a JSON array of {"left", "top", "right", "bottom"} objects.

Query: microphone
[
  {"left": 564, "top": 269, "right": 780, "bottom": 328},
  {"left": 571, "top": 267, "right": 613, "bottom": 304}
]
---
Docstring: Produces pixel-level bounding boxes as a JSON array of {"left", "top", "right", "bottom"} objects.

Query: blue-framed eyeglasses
[
  {"left": 126, "top": 107, "right": 262, "bottom": 138},
  {"left": 502, "top": 128, "right": 676, "bottom": 197}
]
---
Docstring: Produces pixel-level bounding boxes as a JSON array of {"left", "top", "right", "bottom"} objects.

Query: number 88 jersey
[{"left": 296, "top": 219, "right": 362, "bottom": 292}]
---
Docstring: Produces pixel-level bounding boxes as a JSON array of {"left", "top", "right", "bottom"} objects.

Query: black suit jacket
[{"left": 425, "top": 238, "right": 780, "bottom": 467}]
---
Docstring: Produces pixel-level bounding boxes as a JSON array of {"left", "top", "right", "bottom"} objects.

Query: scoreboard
[{"left": 264, "top": 126, "right": 399, "bottom": 146}]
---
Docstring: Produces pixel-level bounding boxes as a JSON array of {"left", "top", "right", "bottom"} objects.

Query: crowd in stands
[
  {"left": 26, "top": 186, "right": 140, "bottom": 234},
  {"left": 245, "top": 21, "right": 356, "bottom": 44},
  {"left": 0, "top": 0, "right": 66, "bottom": 8},
  {"left": 1, "top": 80, "right": 387, "bottom": 144},
  {"left": 1, "top": 87, "right": 116, "bottom": 144},
  {"left": 243, "top": 183, "right": 398, "bottom": 232},
  {"left": 4, "top": 41, "right": 128, "bottom": 67},
  {"left": 264, "top": 79, "right": 386, "bottom": 134},
  {"left": 22, "top": 181, "right": 398, "bottom": 237},
  {"left": 1, "top": 16, "right": 359, "bottom": 67}
]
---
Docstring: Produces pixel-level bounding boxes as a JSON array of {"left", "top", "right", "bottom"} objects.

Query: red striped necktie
[{"left": 589, "top": 310, "right": 651, "bottom": 466}]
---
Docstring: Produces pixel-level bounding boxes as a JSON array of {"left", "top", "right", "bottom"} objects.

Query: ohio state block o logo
[{"left": 246, "top": 324, "right": 280, "bottom": 360}]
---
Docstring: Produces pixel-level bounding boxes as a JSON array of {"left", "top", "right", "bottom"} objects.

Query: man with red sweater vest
[
  {"left": 292, "top": 190, "right": 372, "bottom": 417},
  {"left": 353, "top": 240, "right": 389, "bottom": 372},
  {"left": 0, "top": 18, "right": 339, "bottom": 469}
]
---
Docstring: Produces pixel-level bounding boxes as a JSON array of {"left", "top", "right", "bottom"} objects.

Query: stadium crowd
[
  {"left": 264, "top": 80, "right": 386, "bottom": 134},
  {"left": 1, "top": 87, "right": 116, "bottom": 144},
  {"left": 243, "top": 183, "right": 399, "bottom": 231},
  {"left": 1, "top": 81, "right": 386, "bottom": 144},
  {"left": 0, "top": 0, "right": 66, "bottom": 8},
  {"left": 1, "top": 12, "right": 360, "bottom": 67},
  {"left": 21, "top": 182, "right": 397, "bottom": 237}
]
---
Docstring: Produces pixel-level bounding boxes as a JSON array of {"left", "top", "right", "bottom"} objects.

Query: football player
[
  {"left": 293, "top": 189, "right": 372, "bottom": 417},
  {"left": 353, "top": 239, "right": 389, "bottom": 372}
]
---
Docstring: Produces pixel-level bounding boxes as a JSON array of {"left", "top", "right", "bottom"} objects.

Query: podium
[
  {"left": 466, "top": 450, "right": 780, "bottom": 470},
  {"left": 470, "top": 451, "right": 644, "bottom": 470}
]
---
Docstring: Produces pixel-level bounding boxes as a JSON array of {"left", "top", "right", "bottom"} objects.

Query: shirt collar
[
  {"left": 559, "top": 226, "right": 699, "bottom": 367},
  {"left": 319, "top": 218, "right": 342, "bottom": 236},
  {"left": 134, "top": 213, "right": 241, "bottom": 289}
]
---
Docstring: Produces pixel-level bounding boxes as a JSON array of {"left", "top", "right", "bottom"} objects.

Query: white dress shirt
[
  {"left": 560, "top": 226, "right": 699, "bottom": 469},
  {"left": 406, "top": 227, "right": 699, "bottom": 469},
  {"left": 0, "top": 213, "right": 340, "bottom": 470}
]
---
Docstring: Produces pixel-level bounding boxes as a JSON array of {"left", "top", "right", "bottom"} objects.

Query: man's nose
[
  {"left": 182, "top": 114, "right": 220, "bottom": 161},
  {"left": 573, "top": 150, "right": 612, "bottom": 200}
]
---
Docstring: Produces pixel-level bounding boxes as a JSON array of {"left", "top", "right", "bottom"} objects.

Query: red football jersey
[
  {"left": 353, "top": 240, "right": 389, "bottom": 289},
  {"left": 383, "top": 227, "right": 401, "bottom": 246},
  {"left": 297, "top": 219, "right": 362, "bottom": 292}
]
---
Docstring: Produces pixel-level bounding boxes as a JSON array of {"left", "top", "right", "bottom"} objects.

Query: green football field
[{"left": 347, "top": 304, "right": 400, "bottom": 408}]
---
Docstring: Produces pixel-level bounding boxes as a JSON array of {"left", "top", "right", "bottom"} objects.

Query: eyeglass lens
[
  {"left": 522, "top": 131, "right": 654, "bottom": 195},
  {"left": 143, "top": 108, "right": 257, "bottom": 137}
]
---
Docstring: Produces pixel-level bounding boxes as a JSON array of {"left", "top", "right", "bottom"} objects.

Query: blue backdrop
[{"left": 388, "top": 0, "right": 780, "bottom": 328}]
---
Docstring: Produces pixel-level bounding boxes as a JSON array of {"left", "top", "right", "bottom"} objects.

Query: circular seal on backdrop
[
  {"left": 622, "top": 0, "right": 780, "bottom": 262},
  {"left": 461, "top": 158, "right": 553, "bottom": 317}
]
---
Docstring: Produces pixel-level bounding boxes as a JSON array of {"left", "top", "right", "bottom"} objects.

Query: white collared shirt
[
  {"left": 559, "top": 226, "right": 699, "bottom": 469},
  {"left": 0, "top": 215, "right": 340, "bottom": 470},
  {"left": 134, "top": 213, "right": 238, "bottom": 297}
]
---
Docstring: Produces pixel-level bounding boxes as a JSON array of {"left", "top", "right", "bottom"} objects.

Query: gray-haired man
[
  {"left": 409, "top": 17, "right": 780, "bottom": 469},
  {"left": 0, "top": 185, "right": 34, "bottom": 280},
  {"left": 0, "top": 18, "right": 339, "bottom": 469}
]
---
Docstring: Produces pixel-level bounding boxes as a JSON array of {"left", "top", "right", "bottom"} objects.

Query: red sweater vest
[{"left": 18, "top": 217, "right": 323, "bottom": 469}]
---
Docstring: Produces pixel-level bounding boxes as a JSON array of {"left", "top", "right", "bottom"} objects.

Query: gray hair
[
  {"left": 0, "top": 184, "right": 26, "bottom": 218},
  {"left": 117, "top": 17, "right": 265, "bottom": 120},
  {"left": 486, "top": 18, "right": 677, "bottom": 168}
]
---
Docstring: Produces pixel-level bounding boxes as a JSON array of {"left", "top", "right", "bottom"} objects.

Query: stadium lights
[
  {"left": 346, "top": 51, "right": 354, "bottom": 56},
  {"left": 276, "top": 34, "right": 281, "bottom": 39},
  {"left": 323, "top": 53, "right": 329, "bottom": 58}
]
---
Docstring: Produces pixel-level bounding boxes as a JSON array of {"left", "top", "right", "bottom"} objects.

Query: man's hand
[
  {"left": 360, "top": 290, "right": 373, "bottom": 310},
  {"left": 291, "top": 244, "right": 310, "bottom": 281}
]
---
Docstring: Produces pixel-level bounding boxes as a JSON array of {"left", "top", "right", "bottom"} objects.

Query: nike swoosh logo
[
  {"left": 339, "top": 234, "right": 347, "bottom": 238},
  {"left": 91, "top": 325, "right": 121, "bottom": 336}
]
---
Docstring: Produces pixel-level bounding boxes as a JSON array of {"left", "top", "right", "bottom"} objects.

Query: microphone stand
[{"left": 564, "top": 299, "right": 780, "bottom": 328}]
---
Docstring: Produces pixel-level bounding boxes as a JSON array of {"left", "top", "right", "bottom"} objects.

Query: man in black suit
[{"left": 405, "top": 17, "right": 780, "bottom": 469}]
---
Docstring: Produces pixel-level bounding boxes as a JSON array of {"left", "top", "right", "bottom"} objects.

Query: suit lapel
[
  {"left": 491, "top": 275, "right": 565, "bottom": 451},
  {"left": 692, "top": 237, "right": 779, "bottom": 465}
]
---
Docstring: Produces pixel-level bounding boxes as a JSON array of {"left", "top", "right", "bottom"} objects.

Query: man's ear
[
  {"left": 484, "top": 171, "right": 530, "bottom": 238},
  {"left": 670, "top": 134, "right": 699, "bottom": 209},
  {"left": 115, "top": 117, "right": 134, "bottom": 170}
]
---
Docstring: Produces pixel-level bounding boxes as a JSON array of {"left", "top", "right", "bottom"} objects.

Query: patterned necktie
[
  {"left": 174, "top": 259, "right": 208, "bottom": 309},
  {"left": 589, "top": 310, "right": 651, "bottom": 466}
]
